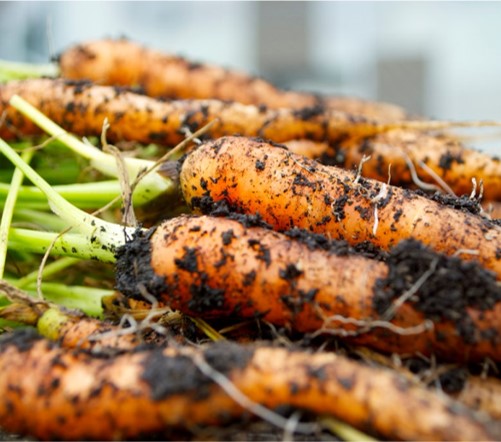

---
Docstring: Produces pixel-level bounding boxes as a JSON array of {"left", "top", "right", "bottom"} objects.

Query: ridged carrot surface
[{"left": 3, "top": 79, "right": 500, "bottom": 200}]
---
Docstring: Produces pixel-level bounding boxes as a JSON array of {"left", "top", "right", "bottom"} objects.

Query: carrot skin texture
[
  {"left": 115, "top": 215, "right": 501, "bottom": 362},
  {"left": 0, "top": 78, "right": 386, "bottom": 147},
  {"left": 2, "top": 78, "right": 501, "bottom": 200},
  {"left": 57, "top": 38, "right": 407, "bottom": 121},
  {"left": 0, "top": 330, "right": 498, "bottom": 441},
  {"left": 325, "top": 129, "right": 501, "bottom": 201},
  {"left": 180, "top": 137, "right": 501, "bottom": 279},
  {"left": 455, "top": 376, "right": 501, "bottom": 420}
]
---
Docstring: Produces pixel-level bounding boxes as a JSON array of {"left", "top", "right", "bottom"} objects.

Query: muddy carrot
[
  {"left": 180, "top": 136, "right": 501, "bottom": 279},
  {"left": 115, "top": 214, "right": 501, "bottom": 362},
  {"left": 319, "top": 128, "right": 501, "bottom": 201},
  {"left": 0, "top": 328, "right": 498, "bottom": 441},
  {"left": 0, "top": 302, "right": 142, "bottom": 350},
  {"left": 4, "top": 79, "right": 501, "bottom": 202},
  {"left": 56, "top": 38, "right": 408, "bottom": 121},
  {"left": 0, "top": 78, "right": 404, "bottom": 147}
]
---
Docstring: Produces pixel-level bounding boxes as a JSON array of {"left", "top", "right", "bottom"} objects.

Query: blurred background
[{"left": 1, "top": 1, "right": 500, "bottom": 153}]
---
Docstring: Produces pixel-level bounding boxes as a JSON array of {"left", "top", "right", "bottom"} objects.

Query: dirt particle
[
  {"left": 247, "top": 239, "right": 271, "bottom": 267},
  {"left": 243, "top": 270, "right": 257, "bottom": 287},
  {"left": 439, "top": 151, "right": 465, "bottom": 171},
  {"left": 221, "top": 229, "right": 235, "bottom": 246},
  {"left": 416, "top": 191, "right": 482, "bottom": 216},
  {"left": 332, "top": 194, "right": 349, "bottom": 221},
  {"left": 279, "top": 263, "right": 303, "bottom": 280},
  {"left": 188, "top": 273, "right": 226, "bottom": 313},
  {"left": 255, "top": 159, "right": 265, "bottom": 171},
  {"left": 174, "top": 247, "right": 199, "bottom": 273},
  {"left": 0, "top": 328, "right": 45, "bottom": 354}
]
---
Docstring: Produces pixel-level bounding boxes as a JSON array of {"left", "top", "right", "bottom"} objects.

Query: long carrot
[
  {"left": 0, "top": 78, "right": 400, "bottom": 146},
  {"left": 3, "top": 79, "right": 501, "bottom": 201},
  {"left": 114, "top": 214, "right": 501, "bottom": 362},
  {"left": 6, "top": 296, "right": 501, "bottom": 422},
  {"left": 56, "top": 38, "right": 408, "bottom": 121},
  {"left": 180, "top": 136, "right": 501, "bottom": 279},
  {"left": 2, "top": 129, "right": 501, "bottom": 361},
  {"left": 0, "top": 328, "right": 498, "bottom": 441}
]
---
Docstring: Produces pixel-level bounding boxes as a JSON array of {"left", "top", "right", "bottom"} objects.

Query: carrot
[
  {"left": 180, "top": 136, "right": 501, "bottom": 279},
  {"left": 0, "top": 302, "right": 142, "bottom": 350},
  {"left": 4, "top": 79, "right": 501, "bottom": 202},
  {"left": 114, "top": 214, "right": 501, "bottom": 362},
  {"left": 454, "top": 375, "right": 501, "bottom": 420},
  {"left": 0, "top": 78, "right": 399, "bottom": 147},
  {"left": 3, "top": 134, "right": 501, "bottom": 361},
  {"left": 56, "top": 38, "right": 408, "bottom": 121},
  {"left": 0, "top": 328, "right": 498, "bottom": 441},
  {"left": 320, "top": 128, "right": 501, "bottom": 201}
]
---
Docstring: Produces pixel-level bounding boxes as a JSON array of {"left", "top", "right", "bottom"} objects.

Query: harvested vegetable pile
[{"left": 1, "top": 37, "right": 501, "bottom": 441}]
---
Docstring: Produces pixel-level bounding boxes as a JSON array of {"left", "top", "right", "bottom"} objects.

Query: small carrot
[
  {"left": 0, "top": 302, "right": 142, "bottom": 350},
  {"left": 180, "top": 136, "right": 501, "bottom": 279},
  {"left": 56, "top": 38, "right": 408, "bottom": 121},
  {"left": 0, "top": 328, "right": 498, "bottom": 441}
]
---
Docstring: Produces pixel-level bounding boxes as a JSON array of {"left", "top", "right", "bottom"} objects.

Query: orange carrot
[
  {"left": 3, "top": 79, "right": 500, "bottom": 201},
  {"left": 0, "top": 328, "right": 498, "bottom": 441},
  {"left": 57, "top": 38, "right": 408, "bottom": 121},
  {"left": 0, "top": 78, "right": 395, "bottom": 146},
  {"left": 115, "top": 214, "right": 501, "bottom": 362},
  {"left": 320, "top": 128, "right": 501, "bottom": 201},
  {"left": 180, "top": 136, "right": 501, "bottom": 279}
]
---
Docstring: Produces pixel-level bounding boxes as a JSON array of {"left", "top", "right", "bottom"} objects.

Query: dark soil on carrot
[
  {"left": 114, "top": 227, "right": 169, "bottom": 300},
  {"left": 141, "top": 341, "right": 254, "bottom": 401},
  {"left": 189, "top": 196, "right": 387, "bottom": 260},
  {"left": 374, "top": 239, "right": 501, "bottom": 344},
  {"left": 414, "top": 190, "right": 482, "bottom": 216}
]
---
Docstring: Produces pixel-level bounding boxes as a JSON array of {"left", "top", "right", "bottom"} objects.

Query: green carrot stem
[
  {"left": 0, "top": 149, "right": 34, "bottom": 278},
  {"left": 13, "top": 209, "right": 70, "bottom": 232},
  {"left": 0, "top": 138, "right": 137, "bottom": 252},
  {"left": 14, "top": 256, "right": 81, "bottom": 289},
  {"left": 25, "top": 282, "right": 109, "bottom": 317},
  {"left": 0, "top": 181, "right": 124, "bottom": 207},
  {"left": 0, "top": 59, "right": 58, "bottom": 82},
  {"left": 8, "top": 228, "right": 117, "bottom": 263},
  {"left": 9, "top": 95, "right": 174, "bottom": 205}
]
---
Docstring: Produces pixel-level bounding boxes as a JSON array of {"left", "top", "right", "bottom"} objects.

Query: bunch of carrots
[{"left": 1, "top": 38, "right": 501, "bottom": 441}]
